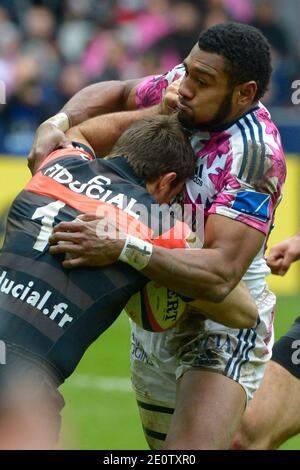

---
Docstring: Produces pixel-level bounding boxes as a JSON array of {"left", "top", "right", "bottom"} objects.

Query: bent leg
[
  {"left": 164, "top": 370, "right": 246, "bottom": 450},
  {"left": 232, "top": 360, "right": 300, "bottom": 450},
  {"left": 233, "top": 319, "right": 300, "bottom": 450}
]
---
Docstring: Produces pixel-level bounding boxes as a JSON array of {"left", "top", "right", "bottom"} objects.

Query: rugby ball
[{"left": 125, "top": 281, "right": 186, "bottom": 332}]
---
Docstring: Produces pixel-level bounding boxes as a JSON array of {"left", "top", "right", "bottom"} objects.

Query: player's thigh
[
  {"left": 165, "top": 289, "right": 275, "bottom": 449},
  {"left": 131, "top": 287, "right": 275, "bottom": 450},
  {"left": 233, "top": 322, "right": 300, "bottom": 450},
  {"left": 269, "top": 325, "right": 300, "bottom": 442},
  {"left": 262, "top": 320, "right": 300, "bottom": 447},
  {"left": 164, "top": 370, "right": 246, "bottom": 450},
  {"left": 233, "top": 360, "right": 300, "bottom": 449},
  {"left": 175, "top": 284, "right": 276, "bottom": 402}
]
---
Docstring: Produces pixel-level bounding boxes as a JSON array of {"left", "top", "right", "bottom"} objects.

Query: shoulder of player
[
  {"left": 228, "top": 106, "right": 285, "bottom": 185},
  {"left": 36, "top": 143, "right": 95, "bottom": 172}
]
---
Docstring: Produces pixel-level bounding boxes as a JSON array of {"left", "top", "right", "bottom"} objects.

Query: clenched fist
[
  {"left": 159, "top": 79, "right": 181, "bottom": 115},
  {"left": 267, "top": 232, "right": 300, "bottom": 276},
  {"left": 28, "top": 122, "right": 71, "bottom": 175}
]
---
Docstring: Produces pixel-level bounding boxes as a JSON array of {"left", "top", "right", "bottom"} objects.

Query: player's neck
[{"left": 211, "top": 102, "right": 260, "bottom": 132}]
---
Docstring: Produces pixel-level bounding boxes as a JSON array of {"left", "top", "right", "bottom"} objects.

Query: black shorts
[
  {"left": 272, "top": 316, "right": 300, "bottom": 379},
  {"left": 0, "top": 342, "right": 65, "bottom": 448}
]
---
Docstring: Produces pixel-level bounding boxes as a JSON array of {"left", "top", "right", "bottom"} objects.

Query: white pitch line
[{"left": 70, "top": 374, "right": 132, "bottom": 393}]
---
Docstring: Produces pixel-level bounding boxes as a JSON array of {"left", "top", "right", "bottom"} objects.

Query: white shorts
[{"left": 130, "top": 282, "right": 276, "bottom": 449}]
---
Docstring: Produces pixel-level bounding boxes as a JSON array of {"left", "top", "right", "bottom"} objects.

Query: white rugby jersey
[{"left": 135, "top": 65, "right": 286, "bottom": 290}]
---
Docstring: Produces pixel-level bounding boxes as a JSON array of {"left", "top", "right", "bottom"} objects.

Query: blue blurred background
[{"left": 0, "top": 0, "right": 299, "bottom": 155}]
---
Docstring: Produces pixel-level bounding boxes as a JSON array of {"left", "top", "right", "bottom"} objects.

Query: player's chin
[{"left": 177, "top": 110, "right": 195, "bottom": 129}]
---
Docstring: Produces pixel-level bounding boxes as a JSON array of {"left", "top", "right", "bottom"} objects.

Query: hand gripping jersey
[
  {"left": 0, "top": 143, "right": 189, "bottom": 382},
  {"left": 136, "top": 65, "right": 286, "bottom": 294}
]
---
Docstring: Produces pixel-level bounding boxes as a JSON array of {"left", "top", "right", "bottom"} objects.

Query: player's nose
[{"left": 178, "top": 77, "right": 194, "bottom": 101}]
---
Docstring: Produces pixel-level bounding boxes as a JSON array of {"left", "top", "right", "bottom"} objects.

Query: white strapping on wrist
[
  {"left": 45, "top": 112, "right": 70, "bottom": 132},
  {"left": 118, "top": 235, "right": 153, "bottom": 271}
]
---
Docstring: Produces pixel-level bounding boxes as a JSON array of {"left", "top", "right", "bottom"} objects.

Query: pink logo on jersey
[
  {"left": 198, "top": 131, "right": 231, "bottom": 168},
  {"left": 196, "top": 131, "right": 239, "bottom": 192}
]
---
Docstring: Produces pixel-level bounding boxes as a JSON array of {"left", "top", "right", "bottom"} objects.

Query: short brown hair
[{"left": 109, "top": 115, "right": 195, "bottom": 185}]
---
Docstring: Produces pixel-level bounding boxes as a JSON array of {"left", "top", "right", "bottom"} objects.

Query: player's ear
[
  {"left": 235, "top": 81, "right": 257, "bottom": 107},
  {"left": 158, "top": 172, "right": 177, "bottom": 190}
]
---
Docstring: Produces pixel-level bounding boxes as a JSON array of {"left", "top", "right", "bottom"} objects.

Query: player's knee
[
  {"left": 231, "top": 428, "right": 252, "bottom": 450},
  {"left": 231, "top": 421, "right": 271, "bottom": 450}
]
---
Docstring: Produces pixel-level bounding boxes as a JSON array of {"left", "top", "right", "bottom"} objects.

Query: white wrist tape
[
  {"left": 45, "top": 112, "right": 70, "bottom": 132},
  {"left": 118, "top": 235, "right": 153, "bottom": 271}
]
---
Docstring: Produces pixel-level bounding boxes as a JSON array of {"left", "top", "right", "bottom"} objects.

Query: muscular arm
[
  {"left": 62, "top": 78, "right": 142, "bottom": 127},
  {"left": 50, "top": 214, "right": 265, "bottom": 303},
  {"left": 66, "top": 106, "right": 160, "bottom": 156},
  {"left": 188, "top": 281, "right": 258, "bottom": 329},
  {"left": 28, "top": 77, "right": 149, "bottom": 173},
  {"left": 141, "top": 215, "right": 264, "bottom": 302}
]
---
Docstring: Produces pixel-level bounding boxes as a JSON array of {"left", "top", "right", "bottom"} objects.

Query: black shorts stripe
[
  {"left": 224, "top": 328, "right": 244, "bottom": 376},
  {"left": 137, "top": 400, "right": 174, "bottom": 414},
  {"left": 230, "top": 328, "right": 252, "bottom": 380},
  {"left": 236, "top": 328, "right": 257, "bottom": 382},
  {"left": 143, "top": 427, "right": 167, "bottom": 442}
]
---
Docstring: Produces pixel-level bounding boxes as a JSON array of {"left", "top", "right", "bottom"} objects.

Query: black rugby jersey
[{"left": 0, "top": 143, "right": 189, "bottom": 381}]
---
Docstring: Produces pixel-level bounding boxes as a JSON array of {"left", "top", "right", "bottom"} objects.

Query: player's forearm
[
  {"left": 189, "top": 281, "right": 258, "bottom": 329},
  {"left": 72, "top": 107, "right": 160, "bottom": 156},
  {"left": 142, "top": 246, "right": 238, "bottom": 302},
  {"left": 61, "top": 80, "right": 139, "bottom": 127},
  {"left": 28, "top": 79, "right": 143, "bottom": 174}
]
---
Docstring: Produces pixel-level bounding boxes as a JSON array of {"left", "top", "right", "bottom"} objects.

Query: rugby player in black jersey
[
  {"left": 0, "top": 115, "right": 196, "bottom": 448},
  {"left": 0, "top": 114, "right": 257, "bottom": 449}
]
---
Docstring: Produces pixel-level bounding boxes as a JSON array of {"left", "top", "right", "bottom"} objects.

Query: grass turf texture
[{"left": 59, "top": 294, "right": 300, "bottom": 450}]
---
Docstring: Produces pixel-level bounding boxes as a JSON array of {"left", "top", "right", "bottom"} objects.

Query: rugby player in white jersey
[{"left": 29, "top": 23, "right": 286, "bottom": 450}]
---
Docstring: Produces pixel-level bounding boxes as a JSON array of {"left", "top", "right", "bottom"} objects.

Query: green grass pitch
[{"left": 59, "top": 294, "right": 300, "bottom": 450}]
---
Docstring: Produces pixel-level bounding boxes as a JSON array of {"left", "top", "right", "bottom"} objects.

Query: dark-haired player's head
[
  {"left": 108, "top": 115, "right": 195, "bottom": 203},
  {"left": 177, "top": 22, "right": 272, "bottom": 131}
]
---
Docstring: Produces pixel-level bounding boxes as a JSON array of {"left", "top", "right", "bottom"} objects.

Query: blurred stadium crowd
[{"left": 0, "top": 0, "right": 299, "bottom": 155}]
